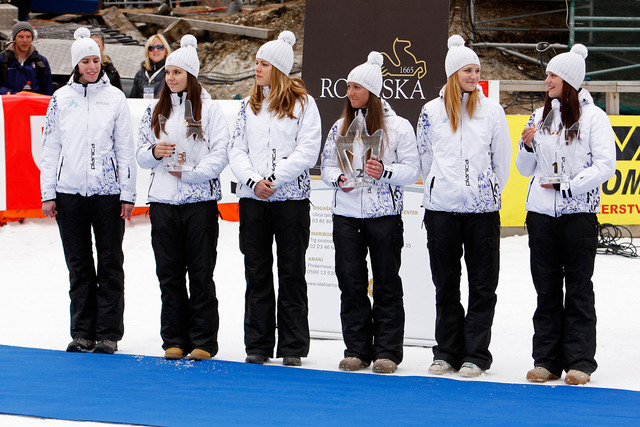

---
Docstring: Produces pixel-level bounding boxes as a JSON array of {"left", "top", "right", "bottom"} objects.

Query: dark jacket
[
  {"left": 103, "top": 56, "right": 123, "bottom": 92},
  {"left": 129, "top": 59, "right": 165, "bottom": 98},
  {"left": 0, "top": 44, "right": 54, "bottom": 95}
]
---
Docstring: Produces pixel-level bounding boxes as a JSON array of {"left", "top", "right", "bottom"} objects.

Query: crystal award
[
  {"left": 163, "top": 99, "right": 203, "bottom": 172},
  {"left": 335, "top": 112, "right": 384, "bottom": 188},
  {"left": 532, "top": 108, "right": 580, "bottom": 185}
]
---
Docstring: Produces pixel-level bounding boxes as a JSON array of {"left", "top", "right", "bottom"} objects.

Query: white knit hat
[
  {"left": 445, "top": 35, "right": 480, "bottom": 78},
  {"left": 71, "top": 27, "right": 100, "bottom": 69},
  {"left": 546, "top": 44, "right": 588, "bottom": 91},
  {"left": 347, "top": 51, "right": 384, "bottom": 97},
  {"left": 256, "top": 30, "right": 296, "bottom": 75},
  {"left": 166, "top": 34, "right": 200, "bottom": 77}
]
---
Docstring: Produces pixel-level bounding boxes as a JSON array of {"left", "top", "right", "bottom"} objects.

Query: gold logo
[{"left": 381, "top": 38, "right": 427, "bottom": 79}]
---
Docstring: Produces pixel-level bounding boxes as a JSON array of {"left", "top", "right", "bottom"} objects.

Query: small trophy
[
  {"left": 335, "top": 112, "right": 384, "bottom": 188},
  {"left": 162, "top": 99, "right": 203, "bottom": 172},
  {"left": 532, "top": 108, "right": 579, "bottom": 185}
]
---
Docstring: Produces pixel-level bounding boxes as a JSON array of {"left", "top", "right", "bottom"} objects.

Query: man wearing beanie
[{"left": 0, "top": 21, "right": 53, "bottom": 95}]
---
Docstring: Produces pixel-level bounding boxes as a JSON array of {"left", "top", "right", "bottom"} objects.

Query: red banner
[{"left": 3, "top": 92, "right": 50, "bottom": 210}]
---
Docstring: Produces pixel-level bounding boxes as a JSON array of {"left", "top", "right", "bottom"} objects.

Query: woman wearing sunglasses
[{"left": 130, "top": 34, "right": 172, "bottom": 99}]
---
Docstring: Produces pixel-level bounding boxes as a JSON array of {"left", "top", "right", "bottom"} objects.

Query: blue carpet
[{"left": 0, "top": 345, "right": 638, "bottom": 426}]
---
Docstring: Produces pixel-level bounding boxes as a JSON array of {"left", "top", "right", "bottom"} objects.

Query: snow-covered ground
[{"left": 1, "top": 216, "right": 639, "bottom": 425}]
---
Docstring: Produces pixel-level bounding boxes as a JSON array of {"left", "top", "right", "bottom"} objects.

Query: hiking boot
[
  {"left": 372, "top": 359, "right": 398, "bottom": 374},
  {"left": 283, "top": 357, "right": 302, "bottom": 367},
  {"left": 245, "top": 354, "right": 268, "bottom": 364},
  {"left": 428, "top": 359, "right": 455, "bottom": 375},
  {"left": 458, "top": 362, "right": 484, "bottom": 378},
  {"left": 526, "top": 367, "right": 560, "bottom": 383},
  {"left": 66, "top": 338, "right": 95, "bottom": 353},
  {"left": 93, "top": 340, "right": 118, "bottom": 354},
  {"left": 188, "top": 349, "right": 212, "bottom": 361},
  {"left": 338, "top": 357, "right": 370, "bottom": 371},
  {"left": 565, "top": 369, "right": 590, "bottom": 385},
  {"left": 164, "top": 347, "right": 184, "bottom": 360}
]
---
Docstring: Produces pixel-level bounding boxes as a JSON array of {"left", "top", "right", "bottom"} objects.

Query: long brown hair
[
  {"left": 151, "top": 72, "right": 203, "bottom": 139},
  {"left": 339, "top": 94, "right": 387, "bottom": 142},
  {"left": 443, "top": 71, "right": 480, "bottom": 133},
  {"left": 540, "top": 82, "right": 581, "bottom": 142},
  {"left": 249, "top": 66, "right": 307, "bottom": 119}
]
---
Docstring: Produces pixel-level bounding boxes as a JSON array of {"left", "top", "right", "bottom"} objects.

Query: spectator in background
[
  {"left": 0, "top": 21, "right": 53, "bottom": 95},
  {"left": 130, "top": 34, "right": 172, "bottom": 98},
  {"left": 91, "top": 33, "right": 123, "bottom": 92}
]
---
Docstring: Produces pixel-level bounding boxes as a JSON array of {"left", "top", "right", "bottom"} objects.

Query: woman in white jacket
[
  {"left": 516, "top": 44, "right": 616, "bottom": 385},
  {"left": 228, "top": 31, "right": 322, "bottom": 367},
  {"left": 136, "top": 35, "right": 229, "bottom": 361},
  {"left": 40, "top": 28, "right": 136, "bottom": 355},
  {"left": 416, "top": 35, "right": 512, "bottom": 378},
  {"left": 321, "top": 52, "right": 419, "bottom": 374}
]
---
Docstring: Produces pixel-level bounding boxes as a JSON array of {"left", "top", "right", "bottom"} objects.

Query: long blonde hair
[
  {"left": 444, "top": 71, "right": 480, "bottom": 132},
  {"left": 143, "top": 34, "right": 172, "bottom": 72},
  {"left": 249, "top": 66, "right": 307, "bottom": 119}
]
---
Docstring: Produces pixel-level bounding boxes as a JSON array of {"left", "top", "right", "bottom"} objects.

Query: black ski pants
[
  {"left": 55, "top": 193, "right": 125, "bottom": 342},
  {"left": 526, "top": 211, "right": 598, "bottom": 377},
  {"left": 333, "top": 214, "right": 405, "bottom": 365},
  {"left": 150, "top": 201, "right": 220, "bottom": 355},
  {"left": 424, "top": 209, "right": 500, "bottom": 371},
  {"left": 239, "top": 198, "right": 310, "bottom": 358}
]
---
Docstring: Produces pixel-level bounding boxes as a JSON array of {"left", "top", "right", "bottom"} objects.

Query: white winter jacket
[
  {"left": 40, "top": 74, "right": 136, "bottom": 203},
  {"left": 321, "top": 101, "right": 420, "bottom": 218},
  {"left": 227, "top": 88, "right": 322, "bottom": 201},
  {"left": 417, "top": 86, "right": 512, "bottom": 213},
  {"left": 136, "top": 89, "right": 229, "bottom": 205},
  {"left": 515, "top": 89, "right": 616, "bottom": 217}
]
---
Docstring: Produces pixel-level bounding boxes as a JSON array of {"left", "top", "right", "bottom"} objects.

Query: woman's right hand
[
  {"left": 42, "top": 201, "right": 56, "bottom": 218},
  {"left": 153, "top": 141, "right": 175, "bottom": 159},
  {"left": 254, "top": 180, "right": 276, "bottom": 199},
  {"left": 521, "top": 126, "right": 536, "bottom": 148},
  {"left": 338, "top": 174, "right": 354, "bottom": 192}
]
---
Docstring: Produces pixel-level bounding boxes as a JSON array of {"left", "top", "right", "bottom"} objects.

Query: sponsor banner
[{"left": 302, "top": 0, "right": 449, "bottom": 143}]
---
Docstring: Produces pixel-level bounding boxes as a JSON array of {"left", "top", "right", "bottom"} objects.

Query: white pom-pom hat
[
  {"left": 256, "top": 30, "right": 296, "bottom": 75},
  {"left": 347, "top": 51, "right": 384, "bottom": 97},
  {"left": 166, "top": 34, "right": 200, "bottom": 77},
  {"left": 445, "top": 35, "right": 480, "bottom": 78},
  {"left": 546, "top": 44, "right": 588, "bottom": 91},
  {"left": 71, "top": 27, "right": 100, "bottom": 69}
]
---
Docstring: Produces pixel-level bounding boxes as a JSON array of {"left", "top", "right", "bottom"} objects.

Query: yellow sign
[
  {"left": 381, "top": 38, "right": 427, "bottom": 79},
  {"left": 502, "top": 115, "right": 640, "bottom": 226}
]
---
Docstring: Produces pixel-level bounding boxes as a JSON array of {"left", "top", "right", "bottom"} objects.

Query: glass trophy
[
  {"left": 162, "top": 100, "right": 203, "bottom": 172},
  {"left": 532, "top": 108, "right": 579, "bottom": 185},
  {"left": 335, "top": 112, "right": 384, "bottom": 188}
]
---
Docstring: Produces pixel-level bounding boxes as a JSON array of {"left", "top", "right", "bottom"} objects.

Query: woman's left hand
[
  {"left": 365, "top": 158, "right": 383, "bottom": 180},
  {"left": 121, "top": 203, "right": 134, "bottom": 219}
]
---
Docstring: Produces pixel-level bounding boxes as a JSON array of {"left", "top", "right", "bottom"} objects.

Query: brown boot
[
  {"left": 164, "top": 347, "right": 184, "bottom": 360},
  {"left": 338, "top": 357, "right": 370, "bottom": 371},
  {"left": 188, "top": 349, "right": 212, "bottom": 361},
  {"left": 526, "top": 367, "right": 560, "bottom": 383},
  {"left": 565, "top": 369, "right": 590, "bottom": 385},
  {"left": 372, "top": 359, "right": 398, "bottom": 374}
]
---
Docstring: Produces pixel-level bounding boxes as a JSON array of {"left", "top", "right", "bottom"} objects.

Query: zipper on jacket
[
  {"left": 389, "top": 184, "right": 396, "bottom": 211},
  {"left": 57, "top": 157, "right": 64, "bottom": 181},
  {"left": 429, "top": 176, "right": 435, "bottom": 202},
  {"left": 525, "top": 177, "right": 533, "bottom": 203},
  {"left": 111, "top": 158, "right": 118, "bottom": 181},
  {"left": 148, "top": 171, "right": 155, "bottom": 195}
]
